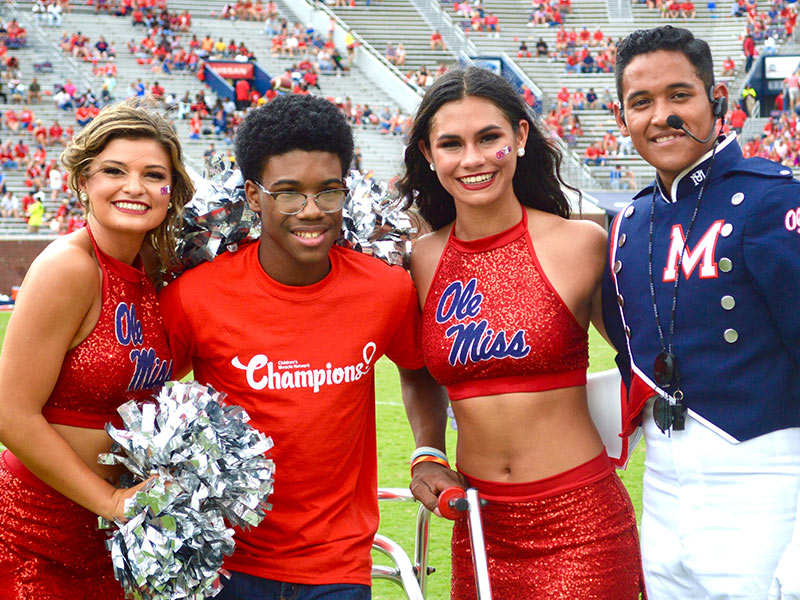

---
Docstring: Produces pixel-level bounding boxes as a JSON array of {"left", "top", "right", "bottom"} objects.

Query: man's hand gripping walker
[{"left": 372, "top": 487, "right": 493, "bottom": 600}]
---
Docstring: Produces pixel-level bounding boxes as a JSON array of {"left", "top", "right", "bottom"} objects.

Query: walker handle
[{"left": 438, "top": 486, "right": 469, "bottom": 520}]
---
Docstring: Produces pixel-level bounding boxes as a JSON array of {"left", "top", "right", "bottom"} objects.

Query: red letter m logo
[{"left": 663, "top": 220, "right": 725, "bottom": 282}]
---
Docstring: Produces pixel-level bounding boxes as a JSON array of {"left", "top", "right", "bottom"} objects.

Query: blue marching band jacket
[{"left": 603, "top": 134, "right": 800, "bottom": 442}]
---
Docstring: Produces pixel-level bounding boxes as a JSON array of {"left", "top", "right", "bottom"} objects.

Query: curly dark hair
[
  {"left": 234, "top": 94, "right": 354, "bottom": 183},
  {"left": 396, "top": 67, "right": 575, "bottom": 230},
  {"left": 616, "top": 26, "right": 714, "bottom": 107}
]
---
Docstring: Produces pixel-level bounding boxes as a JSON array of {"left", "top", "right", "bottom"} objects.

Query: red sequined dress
[
  {"left": 421, "top": 208, "right": 644, "bottom": 599},
  {"left": 0, "top": 226, "right": 172, "bottom": 599}
]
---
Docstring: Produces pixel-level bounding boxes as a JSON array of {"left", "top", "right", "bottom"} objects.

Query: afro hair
[{"left": 234, "top": 94, "right": 354, "bottom": 184}]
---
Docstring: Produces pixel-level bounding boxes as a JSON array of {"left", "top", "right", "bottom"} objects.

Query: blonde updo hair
[{"left": 61, "top": 97, "right": 194, "bottom": 269}]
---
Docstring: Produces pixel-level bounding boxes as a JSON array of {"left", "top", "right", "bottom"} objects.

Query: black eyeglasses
[
  {"left": 651, "top": 351, "right": 686, "bottom": 433},
  {"left": 252, "top": 181, "right": 348, "bottom": 215}
]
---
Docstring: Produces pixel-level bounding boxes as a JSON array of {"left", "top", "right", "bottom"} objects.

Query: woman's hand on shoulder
[{"left": 410, "top": 461, "right": 468, "bottom": 517}]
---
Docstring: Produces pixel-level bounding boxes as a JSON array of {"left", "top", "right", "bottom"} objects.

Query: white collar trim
[{"left": 657, "top": 132, "right": 736, "bottom": 203}]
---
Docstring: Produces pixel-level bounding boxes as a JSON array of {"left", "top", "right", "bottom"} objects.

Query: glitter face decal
[
  {"left": 496, "top": 146, "right": 512, "bottom": 160},
  {"left": 161, "top": 185, "right": 171, "bottom": 195}
]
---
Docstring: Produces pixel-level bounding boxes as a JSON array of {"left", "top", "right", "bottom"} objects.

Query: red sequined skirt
[
  {"left": 0, "top": 450, "right": 123, "bottom": 600},
  {"left": 452, "top": 452, "right": 644, "bottom": 600}
]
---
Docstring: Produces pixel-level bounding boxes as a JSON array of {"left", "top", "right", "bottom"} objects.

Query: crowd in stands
[
  {"left": 0, "top": 137, "right": 83, "bottom": 234},
  {"left": 639, "top": 0, "right": 698, "bottom": 18},
  {"left": 404, "top": 63, "right": 448, "bottom": 88},
  {"left": 268, "top": 24, "right": 341, "bottom": 68},
  {"left": 554, "top": 27, "right": 618, "bottom": 73},
  {"left": 384, "top": 42, "right": 407, "bottom": 67},
  {"left": 447, "top": 0, "right": 505, "bottom": 36},
  {"left": 0, "top": 79, "right": 83, "bottom": 232},
  {"left": 734, "top": 0, "right": 797, "bottom": 41},
  {"left": 528, "top": 0, "right": 572, "bottom": 27},
  {"left": 737, "top": 62, "right": 800, "bottom": 166},
  {"left": 0, "top": 18, "right": 28, "bottom": 49},
  {"left": 217, "top": 1, "right": 272, "bottom": 21},
  {"left": 31, "top": 1, "right": 65, "bottom": 27},
  {"left": 734, "top": 1, "right": 798, "bottom": 70},
  {"left": 264, "top": 64, "right": 413, "bottom": 136},
  {"left": 741, "top": 110, "right": 800, "bottom": 165},
  {"left": 12, "top": 0, "right": 800, "bottom": 221}
]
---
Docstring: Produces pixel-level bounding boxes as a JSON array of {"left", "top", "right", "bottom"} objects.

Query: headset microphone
[{"left": 666, "top": 114, "right": 718, "bottom": 144}]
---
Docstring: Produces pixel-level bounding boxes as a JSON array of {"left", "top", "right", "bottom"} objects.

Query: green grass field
[{"left": 0, "top": 311, "right": 644, "bottom": 599}]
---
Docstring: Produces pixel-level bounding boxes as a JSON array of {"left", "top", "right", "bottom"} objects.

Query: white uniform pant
[{"left": 641, "top": 400, "right": 800, "bottom": 599}]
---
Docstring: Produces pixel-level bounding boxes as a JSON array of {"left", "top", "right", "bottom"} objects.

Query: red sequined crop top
[
  {"left": 41, "top": 227, "right": 173, "bottom": 429},
  {"left": 421, "top": 208, "right": 588, "bottom": 401}
]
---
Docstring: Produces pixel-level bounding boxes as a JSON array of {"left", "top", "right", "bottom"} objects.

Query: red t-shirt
[
  {"left": 235, "top": 79, "right": 250, "bottom": 101},
  {"left": 159, "top": 242, "right": 424, "bottom": 585},
  {"left": 730, "top": 108, "right": 747, "bottom": 128}
]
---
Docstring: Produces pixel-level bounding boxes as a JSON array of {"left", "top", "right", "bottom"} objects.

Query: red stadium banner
[{"left": 206, "top": 61, "right": 254, "bottom": 80}]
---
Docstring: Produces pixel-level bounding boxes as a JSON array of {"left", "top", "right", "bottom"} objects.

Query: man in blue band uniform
[{"left": 603, "top": 25, "right": 800, "bottom": 599}]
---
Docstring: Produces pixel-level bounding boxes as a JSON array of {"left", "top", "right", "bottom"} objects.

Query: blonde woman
[{"left": 0, "top": 99, "right": 193, "bottom": 597}]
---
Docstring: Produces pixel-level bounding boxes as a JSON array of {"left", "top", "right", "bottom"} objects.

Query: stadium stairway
[{"left": 325, "top": 0, "right": 459, "bottom": 75}]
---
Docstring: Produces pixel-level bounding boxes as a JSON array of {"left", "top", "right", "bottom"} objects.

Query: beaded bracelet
[{"left": 410, "top": 455, "right": 450, "bottom": 473}]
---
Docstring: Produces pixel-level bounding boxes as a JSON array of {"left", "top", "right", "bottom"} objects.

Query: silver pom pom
[
  {"left": 99, "top": 381, "right": 275, "bottom": 599},
  {"left": 336, "top": 171, "right": 416, "bottom": 268},
  {"left": 166, "top": 155, "right": 261, "bottom": 282}
]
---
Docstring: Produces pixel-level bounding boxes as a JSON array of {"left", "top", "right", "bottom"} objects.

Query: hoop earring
[
  {"left": 167, "top": 202, "right": 173, "bottom": 209},
  {"left": 79, "top": 191, "right": 88, "bottom": 204},
  {"left": 517, "top": 148, "right": 525, "bottom": 157},
  {"left": 429, "top": 163, "right": 436, "bottom": 172}
]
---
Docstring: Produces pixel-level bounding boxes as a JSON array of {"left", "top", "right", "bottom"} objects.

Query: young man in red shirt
[
  {"left": 729, "top": 101, "right": 748, "bottom": 134},
  {"left": 430, "top": 30, "right": 446, "bottom": 50},
  {"left": 159, "top": 94, "right": 444, "bottom": 600},
  {"left": 722, "top": 56, "right": 735, "bottom": 77},
  {"left": 485, "top": 12, "right": 500, "bottom": 37}
]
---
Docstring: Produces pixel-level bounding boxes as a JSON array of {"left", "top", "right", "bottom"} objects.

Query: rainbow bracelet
[
  {"left": 410, "top": 455, "right": 451, "bottom": 473},
  {"left": 410, "top": 446, "right": 450, "bottom": 474},
  {"left": 410, "top": 446, "right": 448, "bottom": 464}
]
